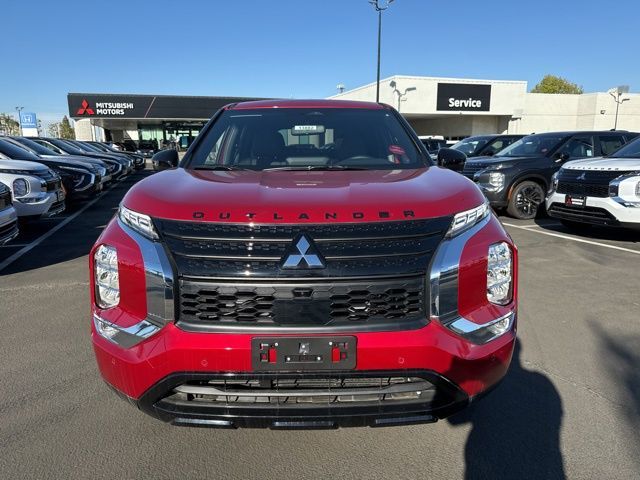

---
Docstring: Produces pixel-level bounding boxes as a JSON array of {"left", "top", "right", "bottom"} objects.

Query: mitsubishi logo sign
[
  {"left": 576, "top": 172, "right": 587, "bottom": 181},
  {"left": 76, "top": 99, "right": 95, "bottom": 115},
  {"left": 282, "top": 235, "right": 325, "bottom": 269}
]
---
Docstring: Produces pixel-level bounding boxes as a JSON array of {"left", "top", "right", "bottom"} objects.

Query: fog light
[
  {"left": 94, "top": 244, "right": 119, "bottom": 308},
  {"left": 487, "top": 242, "right": 512, "bottom": 305}
]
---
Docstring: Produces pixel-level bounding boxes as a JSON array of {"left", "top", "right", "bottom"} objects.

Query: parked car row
[
  {"left": 437, "top": 130, "right": 640, "bottom": 227},
  {"left": 0, "top": 136, "right": 146, "bottom": 245}
]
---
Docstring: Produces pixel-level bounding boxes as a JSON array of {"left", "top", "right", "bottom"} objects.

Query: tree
[
  {"left": 531, "top": 75, "right": 583, "bottom": 94},
  {"left": 59, "top": 115, "right": 75, "bottom": 139},
  {"left": 0, "top": 113, "right": 20, "bottom": 135},
  {"left": 47, "top": 122, "right": 61, "bottom": 137}
]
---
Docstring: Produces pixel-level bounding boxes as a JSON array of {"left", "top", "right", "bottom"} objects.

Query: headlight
[
  {"left": 487, "top": 242, "right": 513, "bottom": 305},
  {"left": 447, "top": 201, "right": 490, "bottom": 237},
  {"left": 609, "top": 173, "right": 640, "bottom": 202},
  {"left": 60, "top": 166, "right": 89, "bottom": 186},
  {"left": 119, "top": 205, "right": 159, "bottom": 240},
  {"left": 94, "top": 244, "right": 119, "bottom": 309},
  {"left": 474, "top": 170, "right": 505, "bottom": 191},
  {"left": 12, "top": 178, "right": 29, "bottom": 197}
]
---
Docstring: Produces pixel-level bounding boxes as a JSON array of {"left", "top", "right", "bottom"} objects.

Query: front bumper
[
  {"left": 546, "top": 191, "right": 640, "bottom": 228},
  {"left": 478, "top": 185, "right": 508, "bottom": 208},
  {"left": 13, "top": 191, "right": 61, "bottom": 218},
  {"left": 0, "top": 206, "right": 19, "bottom": 244},
  {"left": 91, "top": 212, "right": 517, "bottom": 428},
  {"left": 92, "top": 314, "right": 515, "bottom": 427}
]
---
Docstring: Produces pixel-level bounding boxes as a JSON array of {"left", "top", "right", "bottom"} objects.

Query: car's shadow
[{"left": 448, "top": 339, "right": 566, "bottom": 480}]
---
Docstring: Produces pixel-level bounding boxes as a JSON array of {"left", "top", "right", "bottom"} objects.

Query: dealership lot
[{"left": 0, "top": 171, "right": 638, "bottom": 479}]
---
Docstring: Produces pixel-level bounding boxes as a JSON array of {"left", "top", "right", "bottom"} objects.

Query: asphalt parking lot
[{"left": 0, "top": 170, "right": 639, "bottom": 479}]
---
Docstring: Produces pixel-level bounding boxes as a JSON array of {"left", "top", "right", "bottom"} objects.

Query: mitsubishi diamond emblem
[
  {"left": 577, "top": 172, "right": 586, "bottom": 181},
  {"left": 282, "top": 234, "right": 325, "bottom": 269}
]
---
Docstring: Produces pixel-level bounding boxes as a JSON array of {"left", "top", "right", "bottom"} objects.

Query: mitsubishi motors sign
[{"left": 68, "top": 93, "right": 261, "bottom": 120}]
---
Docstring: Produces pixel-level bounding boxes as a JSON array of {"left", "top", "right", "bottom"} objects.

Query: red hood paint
[{"left": 123, "top": 167, "right": 485, "bottom": 223}]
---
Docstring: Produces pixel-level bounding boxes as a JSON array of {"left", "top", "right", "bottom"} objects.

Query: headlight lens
[
  {"left": 447, "top": 201, "right": 490, "bottom": 237},
  {"left": 119, "top": 205, "right": 159, "bottom": 240},
  {"left": 487, "top": 242, "right": 513, "bottom": 305},
  {"left": 94, "top": 245, "right": 119, "bottom": 309},
  {"left": 488, "top": 172, "right": 505, "bottom": 189},
  {"left": 12, "top": 178, "right": 29, "bottom": 197}
]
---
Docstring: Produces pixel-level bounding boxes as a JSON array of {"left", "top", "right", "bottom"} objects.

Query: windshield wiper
[
  {"left": 192, "top": 165, "right": 249, "bottom": 171},
  {"left": 263, "top": 165, "right": 368, "bottom": 171}
]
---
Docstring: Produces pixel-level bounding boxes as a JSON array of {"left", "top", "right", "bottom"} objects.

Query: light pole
[
  {"left": 369, "top": 0, "right": 395, "bottom": 103},
  {"left": 390, "top": 81, "right": 416, "bottom": 112},
  {"left": 15, "top": 106, "right": 24, "bottom": 136},
  {"left": 609, "top": 85, "right": 630, "bottom": 130}
]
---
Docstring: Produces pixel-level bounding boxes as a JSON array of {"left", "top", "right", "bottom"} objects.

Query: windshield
[
  {"left": 12, "top": 137, "right": 58, "bottom": 155},
  {"left": 451, "top": 136, "right": 491, "bottom": 156},
  {"left": 496, "top": 134, "right": 568, "bottom": 158},
  {"left": 50, "top": 139, "right": 85, "bottom": 155},
  {"left": 187, "top": 108, "right": 427, "bottom": 171},
  {"left": 609, "top": 136, "right": 640, "bottom": 158},
  {"left": 0, "top": 138, "right": 41, "bottom": 161}
]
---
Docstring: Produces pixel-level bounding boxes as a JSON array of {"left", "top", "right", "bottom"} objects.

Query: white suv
[
  {"left": 0, "top": 181, "right": 18, "bottom": 244},
  {"left": 0, "top": 157, "right": 65, "bottom": 219},
  {"left": 546, "top": 136, "right": 640, "bottom": 230}
]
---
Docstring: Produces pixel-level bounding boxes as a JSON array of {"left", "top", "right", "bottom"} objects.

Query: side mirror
[
  {"left": 485, "top": 150, "right": 495, "bottom": 157},
  {"left": 437, "top": 147, "right": 467, "bottom": 172},
  {"left": 151, "top": 148, "right": 179, "bottom": 170}
]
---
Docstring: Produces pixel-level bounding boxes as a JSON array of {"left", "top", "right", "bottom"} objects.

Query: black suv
[{"left": 456, "top": 131, "right": 638, "bottom": 219}]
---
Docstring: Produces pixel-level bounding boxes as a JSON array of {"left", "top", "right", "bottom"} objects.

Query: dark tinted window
[
  {"left": 451, "top": 136, "right": 491, "bottom": 156},
  {"left": 0, "top": 138, "right": 41, "bottom": 161},
  {"left": 479, "top": 137, "right": 520, "bottom": 156},
  {"left": 188, "top": 108, "right": 427, "bottom": 171},
  {"left": 599, "top": 135, "right": 626, "bottom": 156},
  {"left": 609, "top": 136, "right": 640, "bottom": 158},
  {"left": 497, "top": 134, "right": 568, "bottom": 157},
  {"left": 557, "top": 135, "right": 595, "bottom": 159}
]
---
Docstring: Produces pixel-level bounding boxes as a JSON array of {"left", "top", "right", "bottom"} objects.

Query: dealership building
[{"left": 69, "top": 76, "right": 640, "bottom": 143}]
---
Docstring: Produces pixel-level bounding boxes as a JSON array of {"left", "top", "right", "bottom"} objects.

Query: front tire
[{"left": 507, "top": 181, "right": 545, "bottom": 220}]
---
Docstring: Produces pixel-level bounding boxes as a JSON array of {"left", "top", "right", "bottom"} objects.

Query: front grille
[
  {"left": 0, "top": 219, "right": 17, "bottom": 238},
  {"left": 156, "top": 218, "right": 450, "bottom": 330},
  {"left": 45, "top": 180, "right": 61, "bottom": 192},
  {"left": 171, "top": 376, "right": 435, "bottom": 405},
  {"left": 179, "top": 277, "right": 425, "bottom": 328},
  {"left": 461, "top": 162, "right": 489, "bottom": 180},
  {"left": 548, "top": 203, "right": 618, "bottom": 226},
  {"left": 0, "top": 189, "right": 11, "bottom": 210},
  {"left": 557, "top": 169, "right": 631, "bottom": 198},
  {"left": 155, "top": 217, "right": 451, "bottom": 279}
]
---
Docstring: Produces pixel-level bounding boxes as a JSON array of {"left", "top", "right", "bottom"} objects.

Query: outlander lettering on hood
[{"left": 192, "top": 209, "right": 416, "bottom": 221}]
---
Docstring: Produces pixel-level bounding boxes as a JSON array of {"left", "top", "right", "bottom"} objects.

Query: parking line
[
  {"left": 503, "top": 222, "right": 640, "bottom": 256},
  {"left": 0, "top": 184, "right": 118, "bottom": 274}
]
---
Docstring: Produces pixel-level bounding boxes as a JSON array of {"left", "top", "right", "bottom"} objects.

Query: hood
[
  {"left": 466, "top": 155, "right": 543, "bottom": 169},
  {"left": 0, "top": 159, "right": 47, "bottom": 172},
  {"left": 123, "top": 167, "right": 487, "bottom": 223},
  {"left": 563, "top": 156, "right": 640, "bottom": 172},
  {"left": 35, "top": 155, "right": 94, "bottom": 170}
]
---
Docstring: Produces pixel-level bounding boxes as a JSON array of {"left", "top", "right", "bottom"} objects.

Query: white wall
[{"left": 332, "top": 75, "right": 640, "bottom": 136}]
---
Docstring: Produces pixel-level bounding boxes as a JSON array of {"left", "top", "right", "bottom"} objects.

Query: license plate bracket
[
  {"left": 565, "top": 194, "right": 586, "bottom": 207},
  {"left": 252, "top": 336, "right": 356, "bottom": 371}
]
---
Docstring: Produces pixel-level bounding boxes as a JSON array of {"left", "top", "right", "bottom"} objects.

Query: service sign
[{"left": 436, "top": 83, "right": 491, "bottom": 112}]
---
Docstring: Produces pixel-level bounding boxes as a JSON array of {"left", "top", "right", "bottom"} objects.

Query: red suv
[{"left": 90, "top": 100, "right": 517, "bottom": 428}]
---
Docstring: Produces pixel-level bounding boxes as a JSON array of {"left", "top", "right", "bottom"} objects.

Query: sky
[{"left": 2, "top": 0, "right": 638, "bottom": 125}]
